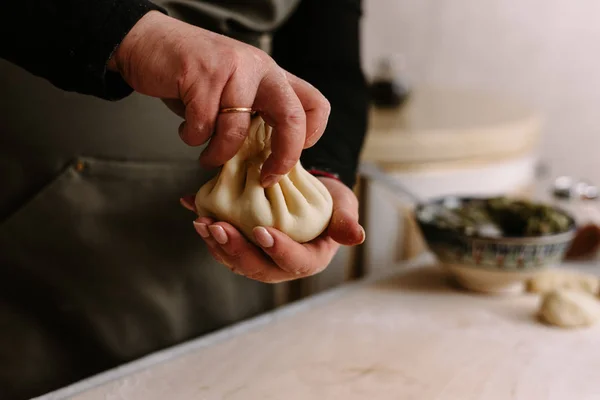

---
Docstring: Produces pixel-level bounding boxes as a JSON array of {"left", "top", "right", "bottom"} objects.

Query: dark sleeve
[
  {"left": 0, "top": 0, "right": 166, "bottom": 101},
  {"left": 271, "top": 0, "right": 370, "bottom": 188}
]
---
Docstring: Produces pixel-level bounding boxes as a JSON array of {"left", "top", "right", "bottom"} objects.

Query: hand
[
  {"left": 109, "top": 11, "right": 330, "bottom": 187},
  {"left": 180, "top": 178, "right": 365, "bottom": 283}
]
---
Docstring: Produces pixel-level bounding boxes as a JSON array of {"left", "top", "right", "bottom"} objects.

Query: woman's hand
[
  {"left": 109, "top": 11, "right": 330, "bottom": 187},
  {"left": 180, "top": 178, "right": 365, "bottom": 283}
]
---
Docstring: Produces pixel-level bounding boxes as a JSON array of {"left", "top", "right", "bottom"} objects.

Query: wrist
[{"left": 107, "top": 10, "right": 165, "bottom": 73}]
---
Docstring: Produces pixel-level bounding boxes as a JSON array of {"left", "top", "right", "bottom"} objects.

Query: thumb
[
  {"left": 318, "top": 177, "right": 365, "bottom": 246},
  {"left": 327, "top": 208, "right": 365, "bottom": 246}
]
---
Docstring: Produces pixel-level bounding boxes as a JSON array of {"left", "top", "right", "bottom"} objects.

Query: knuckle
[
  {"left": 245, "top": 269, "right": 270, "bottom": 282},
  {"left": 294, "top": 263, "right": 319, "bottom": 277},
  {"left": 179, "top": 53, "right": 232, "bottom": 98},
  {"left": 215, "top": 65, "right": 235, "bottom": 87},
  {"left": 186, "top": 104, "right": 201, "bottom": 121},
  {"left": 183, "top": 129, "right": 211, "bottom": 147},
  {"left": 192, "top": 121, "right": 210, "bottom": 135},
  {"left": 217, "top": 46, "right": 250, "bottom": 76},
  {"left": 186, "top": 102, "right": 211, "bottom": 127},
  {"left": 224, "top": 127, "right": 248, "bottom": 142},
  {"left": 275, "top": 157, "right": 298, "bottom": 173},
  {"left": 261, "top": 64, "right": 285, "bottom": 88},
  {"left": 248, "top": 47, "right": 272, "bottom": 69},
  {"left": 292, "top": 250, "right": 332, "bottom": 277},
  {"left": 186, "top": 118, "right": 211, "bottom": 138},
  {"left": 319, "top": 97, "right": 332, "bottom": 116},
  {"left": 225, "top": 49, "right": 244, "bottom": 70},
  {"left": 246, "top": 46, "right": 263, "bottom": 61},
  {"left": 272, "top": 250, "right": 322, "bottom": 277},
  {"left": 281, "top": 108, "right": 305, "bottom": 127},
  {"left": 177, "top": 58, "right": 197, "bottom": 95},
  {"left": 224, "top": 248, "right": 244, "bottom": 264}
]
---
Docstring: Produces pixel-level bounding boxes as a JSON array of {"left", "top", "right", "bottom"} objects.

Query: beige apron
[{"left": 0, "top": 1, "right": 299, "bottom": 398}]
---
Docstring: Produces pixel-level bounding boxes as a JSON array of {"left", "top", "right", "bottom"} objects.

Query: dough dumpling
[
  {"left": 538, "top": 289, "right": 600, "bottom": 328},
  {"left": 195, "top": 116, "right": 333, "bottom": 244},
  {"left": 527, "top": 270, "right": 600, "bottom": 296}
]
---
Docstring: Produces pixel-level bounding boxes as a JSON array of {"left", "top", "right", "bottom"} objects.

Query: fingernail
[
  {"left": 254, "top": 227, "right": 274, "bottom": 248},
  {"left": 193, "top": 221, "right": 210, "bottom": 238},
  {"left": 180, "top": 197, "right": 195, "bottom": 212},
  {"left": 358, "top": 227, "right": 366, "bottom": 244},
  {"left": 262, "top": 174, "right": 281, "bottom": 188},
  {"left": 209, "top": 225, "right": 228, "bottom": 245}
]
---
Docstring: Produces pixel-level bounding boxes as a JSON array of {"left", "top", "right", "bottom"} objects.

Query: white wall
[{"left": 362, "top": 0, "right": 600, "bottom": 184}]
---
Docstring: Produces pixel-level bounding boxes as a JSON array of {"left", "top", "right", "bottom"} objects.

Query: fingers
[
  {"left": 120, "top": 14, "right": 329, "bottom": 179},
  {"left": 173, "top": 52, "right": 329, "bottom": 185},
  {"left": 286, "top": 72, "right": 331, "bottom": 148},
  {"left": 254, "top": 68, "right": 306, "bottom": 187},
  {"left": 327, "top": 208, "right": 365, "bottom": 246},
  {"left": 253, "top": 227, "right": 338, "bottom": 276},
  {"left": 319, "top": 177, "right": 365, "bottom": 246},
  {"left": 210, "top": 223, "right": 298, "bottom": 282},
  {"left": 178, "top": 99, "right": 216, "bottom": 147},
  {"left": 188, "top": 176, "right": 365, "bottom": 285},
  {"left": 194, "top": 219, "right": 297, "bottom": 283},
  {"left": 191, "top": 218, "right": 338, "bottom": 282},
  {"left": 199, "top": 113, "right": 252, "bottom": 169},
  {"left": 187, "top": 176, "right": 365, "bottom": 284},
  {"left": 179, "top": 195, "right": 196, "bottom": 212},
  {"left": 199, "top": 70, "right": 259, "bottom": 169},
  {"left": 193, "top": 217, "right": 214, "bottom": 236},
  {"left": 179, "top": 76, "right": 223, "bottom": 147},
  {"left": 193, "top": 218, "right": 227, "bottom": 265}
]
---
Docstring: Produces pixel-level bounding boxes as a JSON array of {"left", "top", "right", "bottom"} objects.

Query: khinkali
[{"left": 195, "top": 116, "right": 333, "bottom": 244}]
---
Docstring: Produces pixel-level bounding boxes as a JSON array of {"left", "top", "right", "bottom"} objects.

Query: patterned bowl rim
[
  {"left": 414, "top": 195, "right": 577, "bottom": 246},
  {"left": 463, "top": 228, "right": 576, "bottom": 246}
]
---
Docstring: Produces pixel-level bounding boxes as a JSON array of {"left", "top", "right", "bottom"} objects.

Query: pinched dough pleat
[{"left": 195, "top": 116, "right": 333, "bottom": 244}]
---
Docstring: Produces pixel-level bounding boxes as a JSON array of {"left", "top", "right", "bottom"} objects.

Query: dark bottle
[{"left": 370, "top": 56, "right": 411, "bottom": 109}]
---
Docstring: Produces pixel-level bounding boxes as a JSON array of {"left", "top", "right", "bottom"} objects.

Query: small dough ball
[
  {"left": 195, "top": 116, "right": 333, "bottom": 244},
  {"left": 527, "top": 270, "right": 599, "bottom": 296},
  {"left": 538, "top": 289, "right": 600, "bottom": 328}
]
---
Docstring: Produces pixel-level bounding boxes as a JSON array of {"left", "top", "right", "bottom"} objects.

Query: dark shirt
[
  {"left": 0, "top": 0, "right": 368, "bottom": 188},
  {"left": 0, "top": 2, "right": 368, "bottom": 398}
]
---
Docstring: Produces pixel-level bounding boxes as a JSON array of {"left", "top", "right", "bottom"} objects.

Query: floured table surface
[{"left": 39, "top": 262, "right": 600, "bottom": 400}]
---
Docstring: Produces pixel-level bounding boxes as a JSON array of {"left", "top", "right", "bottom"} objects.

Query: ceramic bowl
[{"left": 414, "top": 196, "right": 577, "bottom": 294}]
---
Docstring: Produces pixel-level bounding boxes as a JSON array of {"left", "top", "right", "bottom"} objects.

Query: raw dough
[
  {"left": 538, "top": 289, "right": 600, "bottom": 328},
  {"left": 526, "top": 270, "right": 600, "bottom": 296},
  {"left": 195, "top": 116, "right": 333, "bottom": 244}
]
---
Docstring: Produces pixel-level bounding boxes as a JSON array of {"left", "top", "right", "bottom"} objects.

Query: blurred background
[
  {"left": 362, "top": 0, "right": 599, "bottom": 182},
  {"left": 5, "top": 3, "right": 600, "bottom": 397},
  {"left": 304, "top": 0, "right": 600, "bottom": 296}
]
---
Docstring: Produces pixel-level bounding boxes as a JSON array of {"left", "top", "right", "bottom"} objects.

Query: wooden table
[{"left": 37, "top": 255, "right": 600, "bottom": 400}]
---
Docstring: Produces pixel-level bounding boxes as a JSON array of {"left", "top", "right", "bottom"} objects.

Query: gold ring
[{"left": 219, "top": 107, "right": 254, "bottom": 114}]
